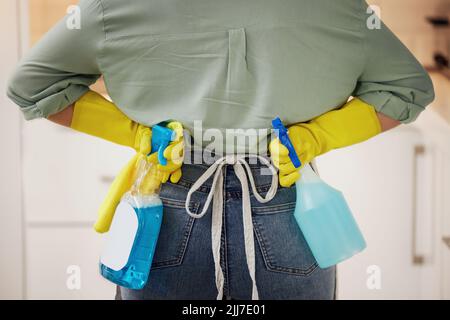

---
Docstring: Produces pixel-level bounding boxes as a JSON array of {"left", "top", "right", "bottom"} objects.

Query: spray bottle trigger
[
  {"left": 271, "top": 117, "right": 302, "bottom": 168},
  {"left": 150, "top": 125, "right": 176, "bottom": 166},
  {"left": 157, "top": 142, "right": 169, "bottom": 166}
]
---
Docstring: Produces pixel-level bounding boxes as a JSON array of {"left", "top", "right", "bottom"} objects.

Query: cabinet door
[
  {"left": 316, "top": 128, "right": 431, "bottom": 299},
  {"left": 22, "top": 120, "right": 134, "bottom": 223},
  {"left": 414, "top": 109, "right": 450, "bottom": 299},
  {"left": 431, "top": 134, "right": 450, "bottom": 300},
  {"left": 26, "top": 227, "right": 116, "bottom": 299},
  {"left": 440, "top": 150, "right": 450, "bottom": 300},
  {"left": 22, "top": 115, "right": 133, "bottom": 299}
]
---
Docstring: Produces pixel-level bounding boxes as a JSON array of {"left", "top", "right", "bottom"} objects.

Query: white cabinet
[
  {"left": 21, "top": 121, "right": 131, "bottom": 298},
  {"left": 439, "top": 153, "right": 450, "bottom": 299},
  {"left": 26, "top": 228, "right": 116, "bottom": 299},
  {"left": 0, "top": 0, "right": 121, "bottom": 299},
  {"left": 316, "top": 109, "right": 450, "bottom": 299},
  {"left": 0, "top": 0, "right": 25, "bottom": 299},
  {"left": 23, "top": 120, "right": 134, "bottom": 223}
]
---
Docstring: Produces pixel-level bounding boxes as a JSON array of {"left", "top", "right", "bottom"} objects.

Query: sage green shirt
[{"left": 7, "top": 0, "right": 434, "bottom": 152}]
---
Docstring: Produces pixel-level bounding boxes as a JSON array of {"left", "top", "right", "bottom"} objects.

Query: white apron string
[{"left": 185, "top": 154, "right": 278, "bottom": 300}]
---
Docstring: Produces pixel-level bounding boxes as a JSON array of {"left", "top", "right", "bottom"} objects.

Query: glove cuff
[{"left": 135, "top": 125, "right": 152, "bottom": 154}]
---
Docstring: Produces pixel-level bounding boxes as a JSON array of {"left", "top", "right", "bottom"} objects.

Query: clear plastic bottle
[
  {"left": 294, "top": 165, "right": 366, "bottom": 268},
  {"left": 99, "top": 159, "right": 164, "bottom": 289},
  {"left": 272, "top": 117, "right": 366, "bottom": 268},
  {"left": 99, "top": 123, "right": 176, "bottom": 289}
]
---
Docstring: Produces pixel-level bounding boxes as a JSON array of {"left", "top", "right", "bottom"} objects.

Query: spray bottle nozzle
[
  {"left": 150, "top": 124, "right": 176, "bottom": 166},
  {"left": 271, "top": 117, "right": 302, "bottom": 168}
]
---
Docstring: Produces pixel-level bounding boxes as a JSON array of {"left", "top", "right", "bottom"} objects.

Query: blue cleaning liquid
[
  {"left": 100, "top": 202, "right": 163, "bottom": 290},
  {"left": 271, "top": 117, "right": 365, "bottom": 268},
  {"left": 294, "top": 166, "right": 366, "bottom": 268}
]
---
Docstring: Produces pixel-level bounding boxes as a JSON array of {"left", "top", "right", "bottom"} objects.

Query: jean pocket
[
  {"left": 252, "top": 201, "right": 318, "bottom": 276},
  {"left": 151, "top": 197, "right": 199, "bottom": 269}
]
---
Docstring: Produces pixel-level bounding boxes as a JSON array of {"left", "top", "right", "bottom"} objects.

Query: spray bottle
[
  {"left": 99, "top": 124, "right": 176, "bottom": 289},
  {"left": 272, "top": 117, "right": 366, "bottom": 268}
]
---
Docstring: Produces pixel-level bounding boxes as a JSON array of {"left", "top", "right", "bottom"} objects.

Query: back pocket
[
  {"left": 252, "top": 199, "right": 318, "bottom": 276},
  {"left": 151, "top": 197, "right": 198, "bottom": 269}
]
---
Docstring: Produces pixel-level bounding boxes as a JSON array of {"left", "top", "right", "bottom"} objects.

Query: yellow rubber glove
[
  {"left": 270, "top": 98, "right": 382, "bottom": 187},
  {"left": 135, "top": 121, "right": 185, "bottom": 197},
  {"left": 70, "top": 91, "right": 185, "bottom": 233},
  {"left": 71, "top": 90, "right": 150, "bottom": 151},
  {"left": 70, "top": 91, "right": 152, "bottom": 232}
]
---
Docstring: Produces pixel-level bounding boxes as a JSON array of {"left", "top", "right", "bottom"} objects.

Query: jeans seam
[
  {"left": 160, "top": 197, "right": 198, "bottom": 209},
  {"left": 168, "top": 179, "right": 211, "bottom": 193},
  {"left": 152, "top": 217, "right": 195, "bottom": 268},
  {"left": 224, "top": 184, "right": 275, "bottom": 199},
  {"left": 251, "top": 202, "right": 296, "bottom": 215},
  {"left": 151, "top": 203, "right": 198, "bottom": 269},
  {"left": 252, "top": 218, "right": 319, "bottom": 276}
]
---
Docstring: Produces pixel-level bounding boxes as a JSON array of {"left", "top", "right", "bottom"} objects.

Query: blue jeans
[{"left": 119, "top": 155, "right": 336, "bottom": 300}]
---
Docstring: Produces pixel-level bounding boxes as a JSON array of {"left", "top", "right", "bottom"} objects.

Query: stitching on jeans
[
  {"left": 168, "top": 179, "right": 211, "bottom": 194},
  {"left": 177, "top": 216, "right": 195, "bottom": 262},
  {"left": 152, "top": 216, "right": 195, "bottom": 268},
  {"left": 160, "top": 197, "right": 196, "bottom": 208},
  {"left": 252, "top": 218, "right": 318, "bottom": 276},
  {"left": 252, "top": 202, "right": 296, "bottom": 215},
  {"left": 151, "top": 203, "right": 198, "bottom": 269},
  {"left": 173, "top": 172, "right": 275, "bottom": 196}
]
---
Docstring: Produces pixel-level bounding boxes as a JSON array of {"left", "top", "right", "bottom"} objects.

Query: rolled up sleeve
[
  {"left": 354, "top": 2, "right": 435, "bottom": 124},
  {"left": 6, "top": 0, "right": 104, "bottom": 120}
]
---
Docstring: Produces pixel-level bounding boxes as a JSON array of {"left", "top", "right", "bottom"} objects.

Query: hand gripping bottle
[
  {"left": 99, "top": 124, "right": 176, "bottom": 289},
  {"left": 272, "top": 117, "right": 366, "bottom": 268}
]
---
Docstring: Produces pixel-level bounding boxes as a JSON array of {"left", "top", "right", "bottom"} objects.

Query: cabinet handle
[
  {"left": 100, "top": 175, "right": 115, "bottom": 184},
  {"left": 412, "top": 145, "right": 425, "bottom": 265},
  {"left": 443, "top": 237, "right": 450, "bottom": 249}
]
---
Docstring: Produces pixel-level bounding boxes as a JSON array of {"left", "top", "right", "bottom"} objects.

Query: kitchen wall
[
  {"left": 368, "top": 0, "right": 445, "bottom": 66},
  {"left": 29, "top": 0, "right": 76, "bottom": 45}
]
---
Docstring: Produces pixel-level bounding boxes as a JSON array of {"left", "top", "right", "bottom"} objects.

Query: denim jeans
[{"left": 119, "top": 154, "right": 336, "bottom": 300}]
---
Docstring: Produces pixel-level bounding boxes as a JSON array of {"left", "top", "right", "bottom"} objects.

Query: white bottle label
[{"left": 100, "top": 201, "right": 138, "bottom": 271}]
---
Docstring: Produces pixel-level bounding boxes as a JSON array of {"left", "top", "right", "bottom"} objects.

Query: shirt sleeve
[
  {"left": 6, "top": 0, "right": 104, "bottom": 120},
  {"left": 353, "top": 1, "right": 435, "bottom": 124}
]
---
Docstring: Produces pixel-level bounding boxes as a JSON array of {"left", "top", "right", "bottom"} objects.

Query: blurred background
[{"left": 1, "top": 0, "right": 449, "bottom": 300}]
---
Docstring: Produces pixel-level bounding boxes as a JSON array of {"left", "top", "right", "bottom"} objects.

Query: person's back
[
  {"left": 99, "top": 0, "right": 364, "bottom": 131},
  {"left": 8, "top": 0, "right": 433, "bottom": 153}
]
